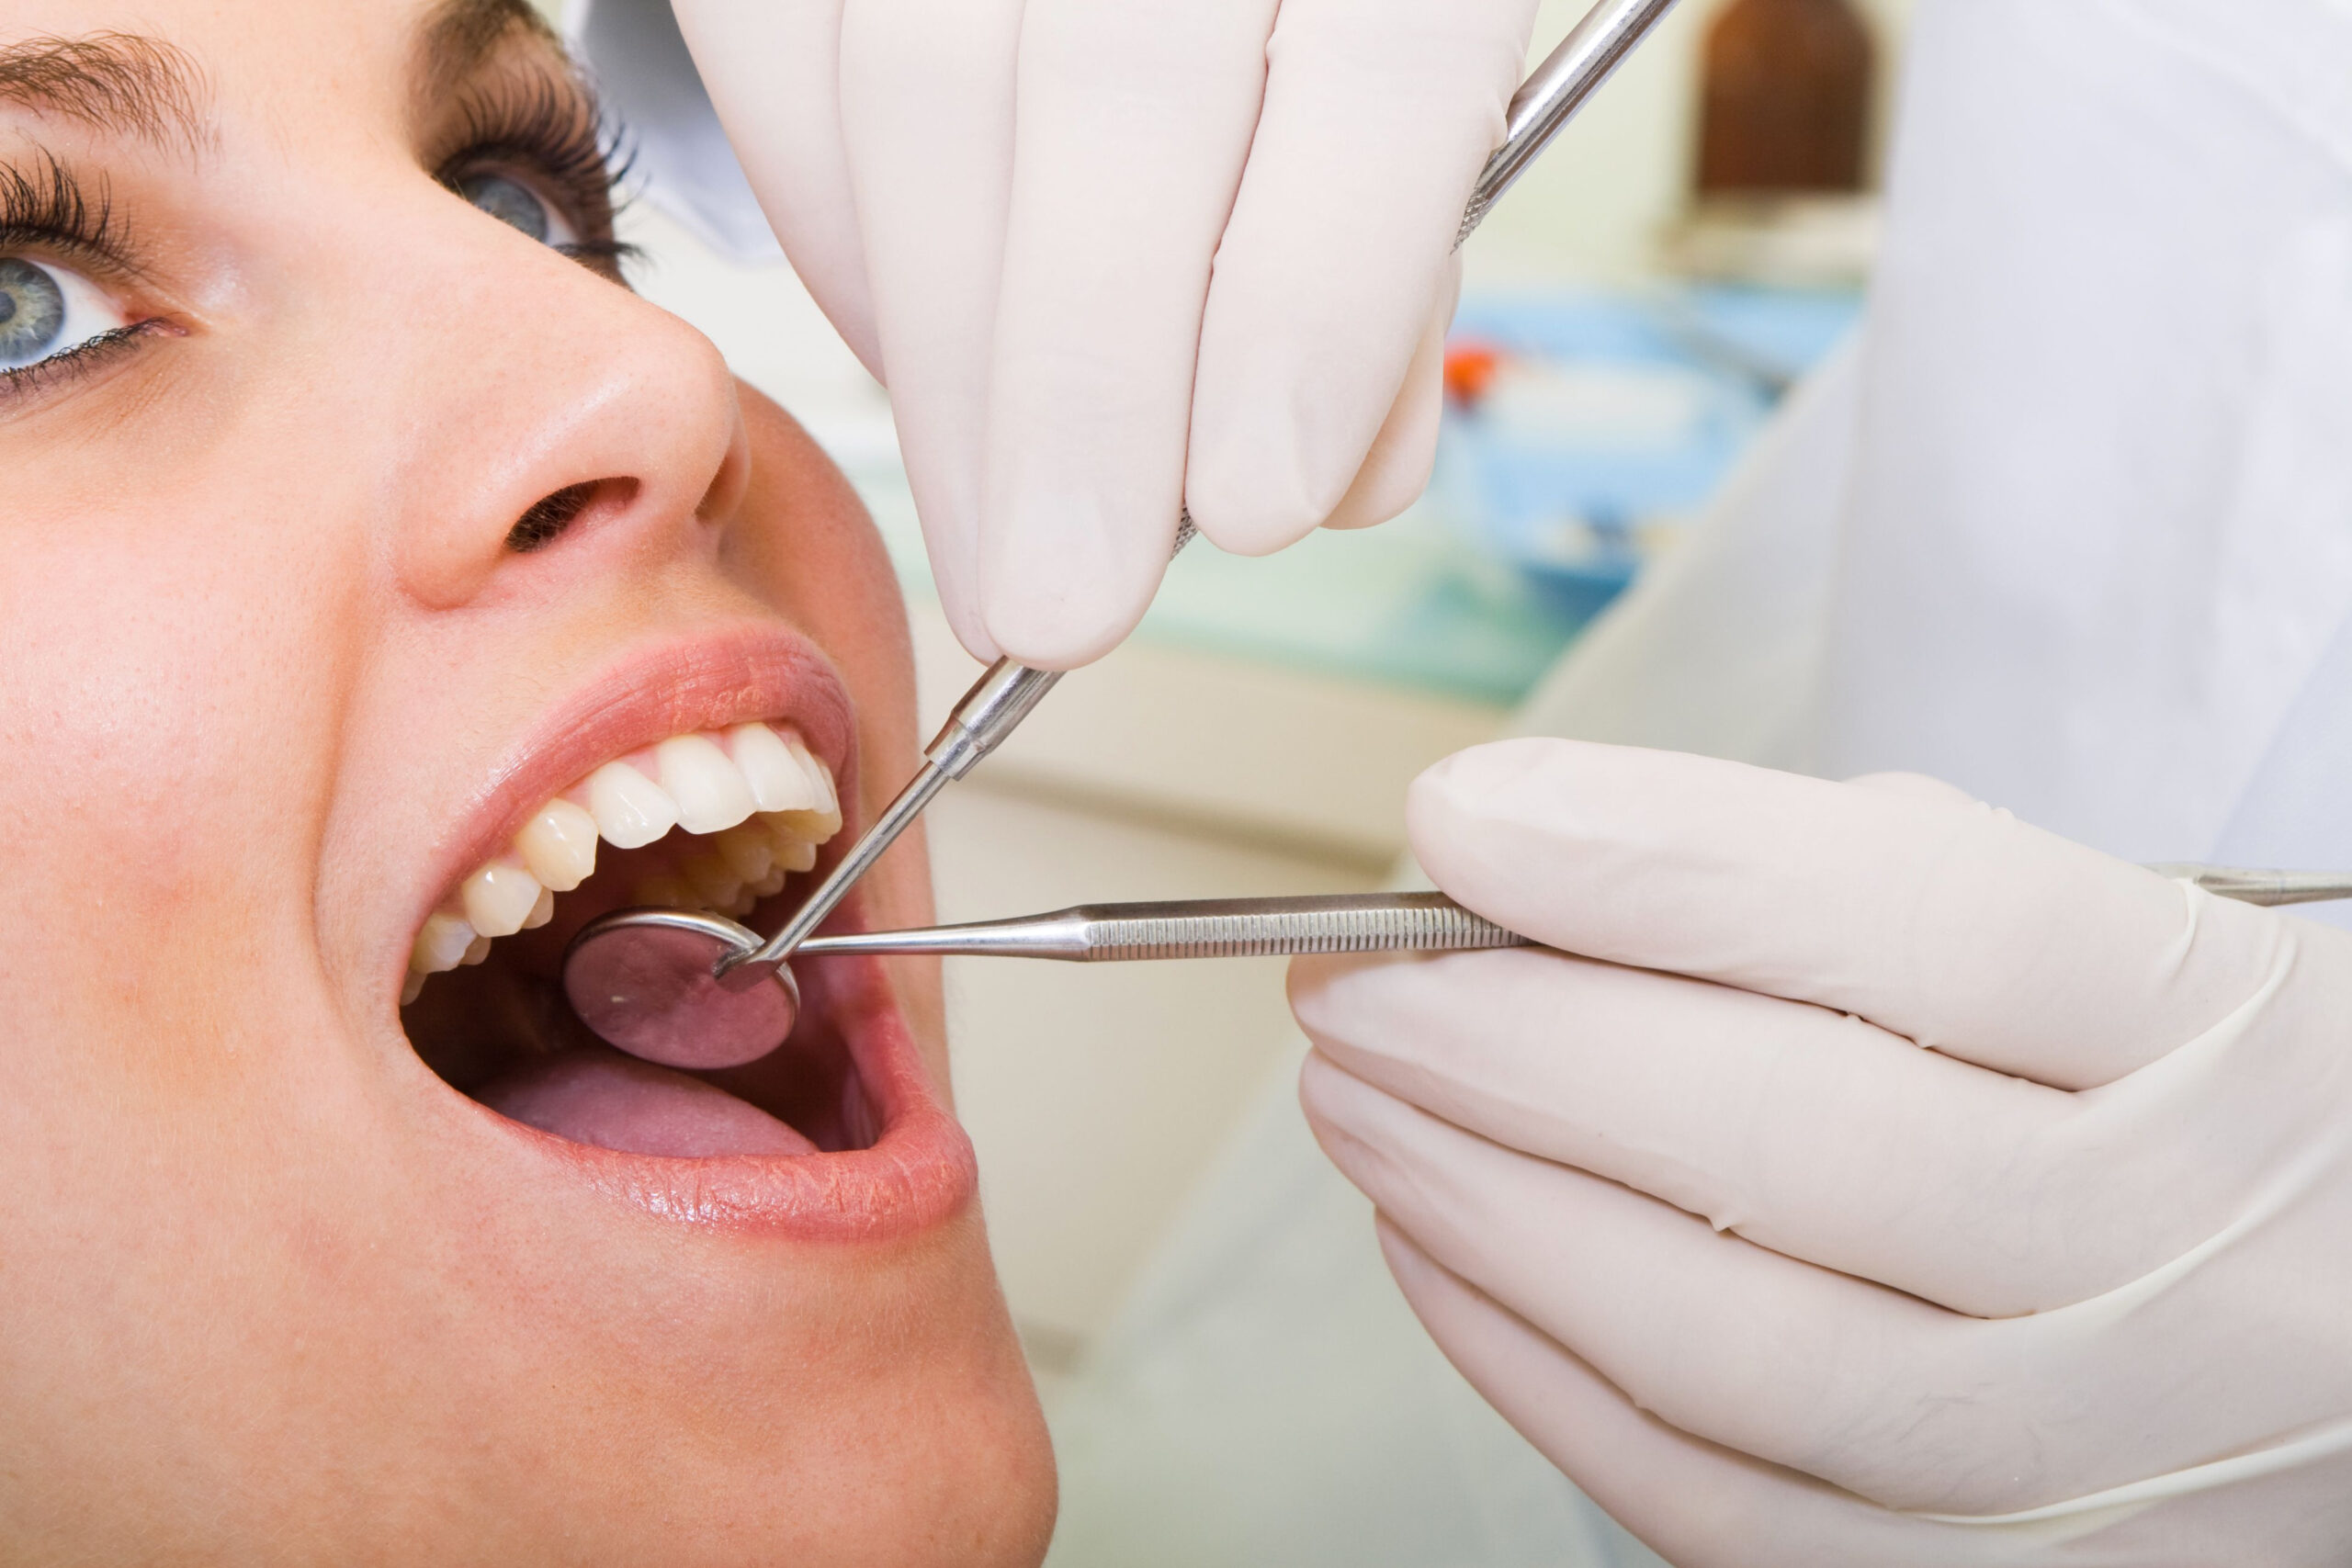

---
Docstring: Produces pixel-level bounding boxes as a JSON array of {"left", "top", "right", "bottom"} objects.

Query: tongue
[{"left": 476, "top": 1046, "right": 820, "bottom": 1158}]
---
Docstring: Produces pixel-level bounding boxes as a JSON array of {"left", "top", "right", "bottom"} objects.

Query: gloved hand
[
  {"left": 1294, "top": 738, "right": 2352, "bottom": 1565},
  {"left": 671, "top": 0, "right": 1538, "bottom": 667}
]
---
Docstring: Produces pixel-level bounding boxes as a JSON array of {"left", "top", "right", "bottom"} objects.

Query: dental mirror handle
[
  {"left": 761, "top": 861, "right": 2352, "bottom": 970},
  {"left": 763, "top": 863, "right": 2352, "bottom": 979},
  {"left": 717, "top": 0, "right": 1682, "bottom": 980},
  {"left": 789, "top": 892, "right": 1531, "bottom": 961}
]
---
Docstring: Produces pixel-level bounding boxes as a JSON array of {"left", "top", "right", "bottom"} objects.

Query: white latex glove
[
  {"left": 1294, "top": 738, "right": 2352, "bottom": 1564},
  {"left": 670, "top": 0, "right": 1535, "bottom": 666}
]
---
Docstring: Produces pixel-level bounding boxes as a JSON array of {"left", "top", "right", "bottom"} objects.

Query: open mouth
[{"left": 398, "top": 719, "right": 874, "bottom": 1160}]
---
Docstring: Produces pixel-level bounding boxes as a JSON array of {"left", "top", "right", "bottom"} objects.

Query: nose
[{"left": 375, "top": 200, "right": 750, "bottom": 611}]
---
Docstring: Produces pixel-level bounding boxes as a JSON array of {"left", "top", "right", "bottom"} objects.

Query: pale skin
[{"left": 0, "top": 0, "right": 1054, "bottom": 1561}]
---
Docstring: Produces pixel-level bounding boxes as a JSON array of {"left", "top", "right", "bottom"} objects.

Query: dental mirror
[{"left": 564, "top": 908, "right": 801, "bottom": 1069}]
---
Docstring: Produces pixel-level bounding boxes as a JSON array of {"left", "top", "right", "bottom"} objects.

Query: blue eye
[
  {"left": 0, "top": 255, "right": 130, "bottom": 372},
  {"left": 458, "top": 173, "right": 578, "bottom": 249}
]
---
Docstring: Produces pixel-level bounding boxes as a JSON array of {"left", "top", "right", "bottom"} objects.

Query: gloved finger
[
  {"left": 1319, "top": 254, "right": 1459, "bottom": 533},
  {"left": 1378, "top": 1224, "right": 2341, "bottom": 1568},
  {"left": 1184, "top": 0, "right": 1537, "bottom": 557},
  {"left": 1292, "top": 945, "right": 2308, "bottom": 1317},
  {"left": 1303, "top": 1055, "right": 2238, "bottom": 1519},
  {"left": 673, "top": 0, "right": 880, "bottom": 377},
  {"left": 1374, "top": 1224, "right": 2109, "bottom": 1568},
  {"left": 973, "top": 0, "right": 1283, "bottom": 669},
  {"left": 1408, "top": 739, "right": 2290, "bottom": 1089},
  {"left": 838, "top": 0, "right": 1025, "bottom": 660}
]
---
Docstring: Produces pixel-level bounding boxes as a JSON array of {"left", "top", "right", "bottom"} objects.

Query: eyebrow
[
  {"left": 415, "top": 0, "right": 563, "bottom": 113},
  {"left": 0, "top": 30, "right": 209, "bottom": 151}
]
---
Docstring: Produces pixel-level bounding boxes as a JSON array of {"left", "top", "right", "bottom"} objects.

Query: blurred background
[{"left": 560, "top": 0, "right": 1907, "bottom": 1553}]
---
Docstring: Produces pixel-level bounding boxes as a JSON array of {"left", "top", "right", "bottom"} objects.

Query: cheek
[
  {"left": 720, "top": 392, "right": 922, "bottom": 808},
  {"left": 0, "top": 446, "right": 366, "bottom": 1015}
]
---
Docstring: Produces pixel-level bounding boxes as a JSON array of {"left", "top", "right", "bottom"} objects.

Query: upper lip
[
  {"left": 413, "top": 624, "right": 856, "bottom": 935},
  {"left": 384, "top": 622, "right": 977, "bottom": 1241}
]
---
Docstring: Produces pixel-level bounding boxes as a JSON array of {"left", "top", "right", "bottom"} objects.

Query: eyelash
[
  {"left": 0, "top": 76, "right": 636, "bottom": 406},
  {"left": 436, "top": 72, "right": 639, "bottom": 278},
  {"left": 0, "top": 150, "right": 123, "bottom": 265},
  {"left": 0, "top": 152, "right": 163, "bottom": 404}
]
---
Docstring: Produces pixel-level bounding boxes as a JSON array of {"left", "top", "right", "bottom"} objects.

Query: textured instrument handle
[{"left": 1071, "top": 893, "right": 1528, "bottom": 961}]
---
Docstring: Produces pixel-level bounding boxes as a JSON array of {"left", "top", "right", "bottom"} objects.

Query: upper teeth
[{"left": 402, "top": 719, "right": 840, "bottom": 1004}]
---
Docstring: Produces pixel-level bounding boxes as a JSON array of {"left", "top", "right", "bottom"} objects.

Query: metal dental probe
[
  {"left": 561, "top": 0, "right": 1687, "bottom": 1068},
  {"left": 564, "top": 866, "right": 2352, "bottom": 1066}
]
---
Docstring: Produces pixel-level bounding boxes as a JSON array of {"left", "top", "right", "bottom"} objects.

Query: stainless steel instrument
[
  {"left": 560, "top": 863, "right": 2352, "bottom": 1068},
  {"left": 788, "top": 890, "right": 1527, "bottom": 961},
  {"left": 563, "top": 893, "right": 1525, "bottom": 1065},
  {"left": 561, "top": 0, "right": 1688, "bottom": 1068}
]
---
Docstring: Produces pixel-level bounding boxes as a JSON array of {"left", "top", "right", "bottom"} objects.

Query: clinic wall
[{"left": 1471, "top": 0, "right": 1916, "bottom": 285}]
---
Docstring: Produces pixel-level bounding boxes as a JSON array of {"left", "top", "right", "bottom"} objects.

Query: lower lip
[{"left": 456, "top": 949, "right": 973, "bottom": 1242}]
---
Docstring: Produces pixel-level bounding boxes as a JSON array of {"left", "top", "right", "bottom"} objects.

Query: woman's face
[{"left": 0, "top": 0, "right": 1052, "bottom": 1560}]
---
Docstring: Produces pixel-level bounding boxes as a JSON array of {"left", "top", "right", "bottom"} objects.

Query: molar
[
  {"left": 680, "top": 850, "right": 742, "bottom": 910},
  {"left": 655, "top": 734, "right": 757, "bottom": 835},
  {"left": 633, "top": 873, "right": 695, "bottom": 910},
  {"left": 716, "top": 822, "right": 775, "bottom": 883},
  {"left": 759, "top": 813, "right": 823, "bottom": 870},
  {"left": 586, "top": 761, "right": 677, "bottom": 849}
]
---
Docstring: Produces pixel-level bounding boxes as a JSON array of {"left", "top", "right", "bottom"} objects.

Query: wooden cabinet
[{"left": 1697, "top": 0, "right": 1874, "bottom": 194}]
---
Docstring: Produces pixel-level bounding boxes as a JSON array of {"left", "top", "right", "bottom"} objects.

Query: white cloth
[{"left": 1818, "top": 0, "right": 2352, "bottom": 880}]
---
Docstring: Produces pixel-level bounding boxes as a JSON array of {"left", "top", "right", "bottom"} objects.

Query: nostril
[{"left": 506, "top": 481, "right": 602, "bottom": 553}]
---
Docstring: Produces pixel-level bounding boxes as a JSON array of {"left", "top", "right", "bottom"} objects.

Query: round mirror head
[{"left": 561, "top": 908, "right": 799, "bottom": 1069}]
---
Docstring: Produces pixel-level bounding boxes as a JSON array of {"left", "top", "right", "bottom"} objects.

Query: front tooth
[
  {"left": 521, "top": 886, "right": 555, "bottom": 930},
  {"left": 727, "top": 722, "right": 823, "bottom": 812},
  {"left": 586, "top": 761, "right": 677, "bottom": 849},
  {"left": 461, "top": 934, "right": 493, "bottom": 966},
  {"left": 725, "top": 887, "right": 759, "bottom": 918},
  {"left": 401, "top": 972, "right": 426, "bottom": 1006},
  {"left": 655, "top": 734, "right": 756, "bottom": 834},
  {"left": 716, "top": 822, "right": 775, "bottom": 883},
  {"left": 412, "top": 911, "right": 476, "bottom": 974},
  {"left": 515, "top": 798, "right": 598, "bottom": 891},
  {"left": 681, "top": 851, "right": 742, "bottom": 909},
  {"left": 749, "top": 866, "right": 788, "bottom": 897},
  {"left": 461, "top": 858, "right": 544, "bottom": 939},
  {"left": 781, "top": 731, "right": 840, "bottom": 813}
]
